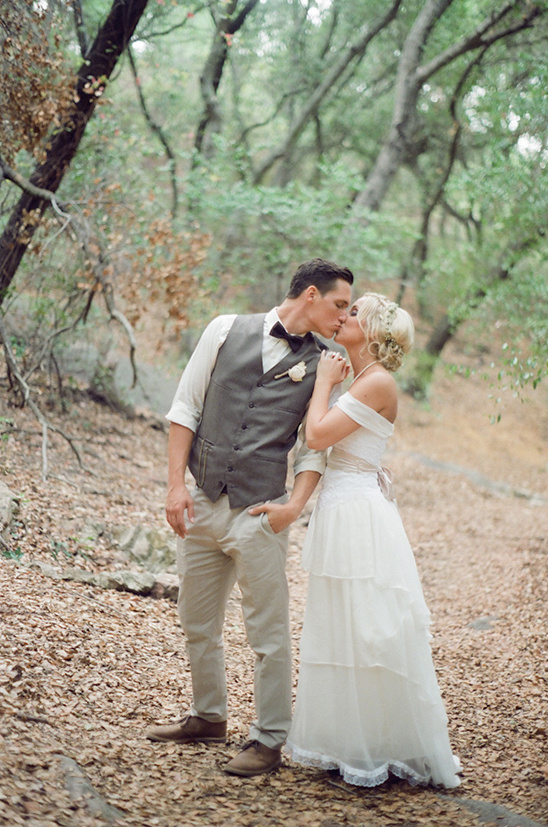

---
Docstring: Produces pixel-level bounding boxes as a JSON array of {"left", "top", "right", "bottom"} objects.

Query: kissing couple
[{"left": 146, "top": 258, "right": 461, "bottom": 789}]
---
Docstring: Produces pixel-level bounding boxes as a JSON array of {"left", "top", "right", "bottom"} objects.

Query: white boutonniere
[{"left": 274, "top": 361, "right": 307, "bottom": 382}]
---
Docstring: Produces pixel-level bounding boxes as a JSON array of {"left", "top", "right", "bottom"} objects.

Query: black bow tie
[{"left": 269, "top": 321, "right": 306, "bottom": 353}]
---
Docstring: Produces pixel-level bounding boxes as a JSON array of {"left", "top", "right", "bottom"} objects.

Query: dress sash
[{"left": 328, "top": 447, "right": 395, "bottom": 502}]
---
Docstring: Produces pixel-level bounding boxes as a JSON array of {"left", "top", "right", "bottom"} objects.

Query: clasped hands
[{"left": 317, "top": 349, "right": 350, "bottom": 383}]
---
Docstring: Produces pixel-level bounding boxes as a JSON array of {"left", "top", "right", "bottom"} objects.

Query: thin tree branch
[
  {"left": 140, "top": 3, "right": 208, "bottom": 40},
  {"left": 102, "top": 287, "right": 138, "bottom": 389},
  {"left": 127, "top": 46, "right": 178, "bottom": 217},
  {"left": 0, "top": 155, "right": 70, "bottom": 218},
  {"left": 417, "top": 1, "right": 543, "bottom": 84},
  {"left": 398, "top": 47, "right": 489, "bottom": 304},
  {"left": 72, "top": 0, "right": 90, "bottom": 58},
  {"left": 252, "top": 0, "right": 404, "bottom": 184},
  {"left": 0, "top": 314, "right": 86, "bottom": 479},
  {"left": 0, "top": 155, "right": 139, "bottom": 387}
]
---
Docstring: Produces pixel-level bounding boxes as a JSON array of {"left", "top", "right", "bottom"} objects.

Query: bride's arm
[{"left": 306, "top": 353, "right": 358, "bottom": 450}]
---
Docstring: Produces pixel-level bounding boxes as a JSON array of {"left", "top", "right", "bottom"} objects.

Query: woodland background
[
  {"left": 0, "top": 1, "right": 547, "bottom": 826},
  {"left": 1, "top": 0, "right": 548, "bottom": 404}
]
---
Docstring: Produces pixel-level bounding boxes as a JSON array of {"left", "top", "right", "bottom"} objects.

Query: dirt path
[{"left": 1, "top": 357, "right": 547, "bottom": 827}]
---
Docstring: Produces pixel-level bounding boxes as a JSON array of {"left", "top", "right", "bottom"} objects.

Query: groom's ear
[{"left": 305, "top": 285, "right": 318, "bottom": 302}]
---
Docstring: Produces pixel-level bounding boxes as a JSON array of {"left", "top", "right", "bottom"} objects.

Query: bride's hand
[{"left": 316, "top": 350, "right": 349, "bottom": 384}]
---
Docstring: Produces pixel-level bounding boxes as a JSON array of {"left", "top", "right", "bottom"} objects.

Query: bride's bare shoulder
[{"left": 348, "top": 370, "right": 397, "bottom": 420}]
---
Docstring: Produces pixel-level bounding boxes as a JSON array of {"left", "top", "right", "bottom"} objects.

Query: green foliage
[
  {"left": 1, "top": 545, "right": 23, "bottom": 561},
  {"left": 397, "top": 349, "right": 440, "bottom": 401},
  {"left": 489, "top": 259, "right": 548, "bottom": 394},
  {"left": 0, "top": 416, "right": 15, "bottom": 442},
  {"left": 2, "top": 0, "right": 548, "bottom": 397}
]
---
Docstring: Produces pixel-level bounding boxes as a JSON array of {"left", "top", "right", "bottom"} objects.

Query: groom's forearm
[{"left": 286, "top": 470, "right": 322, "bottom": 518}]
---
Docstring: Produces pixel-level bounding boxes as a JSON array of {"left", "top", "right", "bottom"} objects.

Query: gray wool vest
[{"left": 188, "top": 314, "right": 324, "bottom": 509}]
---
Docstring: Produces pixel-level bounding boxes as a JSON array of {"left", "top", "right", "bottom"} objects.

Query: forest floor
[{"left": 1, "top": 340, "right": 547, "bottom": 827}]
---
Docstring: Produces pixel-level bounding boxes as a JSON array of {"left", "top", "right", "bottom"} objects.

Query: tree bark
[{"left": 0, "top": 0, "right": 149, "bottom": 308}]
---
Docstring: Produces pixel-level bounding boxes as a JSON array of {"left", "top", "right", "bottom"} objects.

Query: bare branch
[
  {"left": 102, "top": 286, "right": 138, "bottom": 389},
  {"left": 72, "top": 0, "right": 90, "bottom": 58},
  {"left": 417, "top": 1, "right": 544, "bottom": 84},
  {"left": 127, "top": 46, "right": 179, "bottom": 217},
  {"left": 0, "top": 314, "right": 86, "bottom": 479},
  {"left": 0, "top": 154, "right": 139, "bottom": 391},
  {"left": 0, "top": 155, "right": 70, "bottom": 218},
  {"left": 141, "top": 3, "right": 208, "bottom": 40},
  {"left": 252, "top": 0, "right": 404, "bottom": 184}
]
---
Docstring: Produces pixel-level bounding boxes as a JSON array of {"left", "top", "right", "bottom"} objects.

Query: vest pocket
[{"left": 195, "top": 436, "right": 214, "bottom": 487}]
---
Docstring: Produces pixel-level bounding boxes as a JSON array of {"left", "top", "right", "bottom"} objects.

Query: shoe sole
[
  {"left": 223, "top": 760, "right": 281, "bottom": 777},
  {"left": 147, "top": 735, "right": 227, "bottom": 744}
]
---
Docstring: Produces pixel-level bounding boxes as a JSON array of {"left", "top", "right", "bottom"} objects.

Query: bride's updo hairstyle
[{"left": 357, "top": 293, "right": 414, "bottom": 372}]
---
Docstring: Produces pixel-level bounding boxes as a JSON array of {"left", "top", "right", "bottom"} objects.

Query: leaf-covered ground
[{"left": 1, "top": 351, "right": 547, "bottom": 827}]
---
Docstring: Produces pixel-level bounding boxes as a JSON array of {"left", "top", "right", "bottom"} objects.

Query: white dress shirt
[{"left": 166, "top": 308, "right": 326, "bottom": 476}]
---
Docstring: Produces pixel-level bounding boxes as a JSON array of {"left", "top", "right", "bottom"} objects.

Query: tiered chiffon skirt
[{"left": 285, "top": 470, "right": 461, "bottom": 788}]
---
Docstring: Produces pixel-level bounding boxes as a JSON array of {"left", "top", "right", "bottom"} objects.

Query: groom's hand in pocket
[{"left": 248, "top": 501, "right": 298, "bottom": 534}]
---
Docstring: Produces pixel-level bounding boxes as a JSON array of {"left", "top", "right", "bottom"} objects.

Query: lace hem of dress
[{"left": 284, "top": 743, "right": 461, "bottom": 789}]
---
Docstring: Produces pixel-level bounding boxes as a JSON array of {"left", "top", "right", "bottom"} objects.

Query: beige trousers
[{"left": 176, "top": 488, "right": 291, "bottom": 749}]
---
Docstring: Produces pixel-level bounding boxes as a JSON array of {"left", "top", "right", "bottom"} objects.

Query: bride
[{"left": 285, "top": 293, "right": 461, "bottom": 789}]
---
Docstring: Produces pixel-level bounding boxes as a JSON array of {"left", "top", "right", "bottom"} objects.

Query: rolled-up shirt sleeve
[
  {"left": 166, "top": 315, "right": 236, "bottom": 432},
  {"left": 292, "top": 383, "right": 343, "bottom": 477},
  {"left": 293, "top": 416, "right": 327, "bottom": 476}
]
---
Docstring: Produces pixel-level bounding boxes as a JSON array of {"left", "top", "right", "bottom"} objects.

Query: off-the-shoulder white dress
[{"left": 285, "top": 392, "right": 461, "bottom": 788}]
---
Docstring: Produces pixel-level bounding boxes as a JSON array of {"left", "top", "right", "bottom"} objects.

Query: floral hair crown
[
  {"left": 381, "top": 302, "right": 404, "bottom": 358},
  {"left": 383, "top": 301, "right": 398, "bottom": 344}
]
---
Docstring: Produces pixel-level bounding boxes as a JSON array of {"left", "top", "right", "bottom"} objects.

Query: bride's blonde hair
[{"left": 357, "top": 293, "right": 414, "bottom": 372}]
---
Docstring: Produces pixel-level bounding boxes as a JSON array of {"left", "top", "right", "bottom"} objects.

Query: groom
[{"left": 146, "top": 259, "right": 353, "bottom": 776}]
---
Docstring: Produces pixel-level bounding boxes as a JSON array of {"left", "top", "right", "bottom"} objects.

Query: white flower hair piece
[
  {"left": 274, "top": 361, "right": 307, "bottom": 382},
  {"left": 383, "top": 302, "right": 398, "bottom": 338}
]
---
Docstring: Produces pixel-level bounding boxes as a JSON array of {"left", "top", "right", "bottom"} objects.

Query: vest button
[
  {"left": 227, "top": 466, "right": 233, "bottom": 472},
  {"left": 257, "top": 381, "right": 263, "bottom": 387},
  {"left": 241, "top": 423, "right": 248, "bottom": 430},
  {"left": 218, "top": 481, "right": 223, "bottom": 487},
  {"left": 249, "top": 402, "right": 255, "bottom": 408},
  {"left": 233, "top": 445, "right": 240, "bottom": 451}
]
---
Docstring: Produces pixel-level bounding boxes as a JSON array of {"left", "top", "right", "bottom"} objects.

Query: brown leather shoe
[
  {"left": 223, "top": 740, "right": 282, "bottom": 777},
  {"left": 146, "top": 715, "right": 227, "bottom": 744}
]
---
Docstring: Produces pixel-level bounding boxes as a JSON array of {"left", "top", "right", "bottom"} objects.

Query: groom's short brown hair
[{"left": 286, "top": 258, "right": 354, "bottom": 299}]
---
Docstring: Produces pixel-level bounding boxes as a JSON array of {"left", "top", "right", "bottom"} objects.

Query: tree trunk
[
  {"left": 406, "top": 253, "right": 523, "bottom": 399},
  {"left": 346, "top": 0, "right": 542, "bottom": 228},
  {"left": 0, "top": 0, "right": 149, "bottom": 307},
  {"left": 194, "top": 0, "right": 261, "bottom": 158},
  {"left": 252, "top": 0, "right": 404, "bottom": 185},
  {"left": 397, "top": 49, "right": 486, "bottom": 306},
  {"left": 350, "top": 0, "right": 455, "bottom": 218}
]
